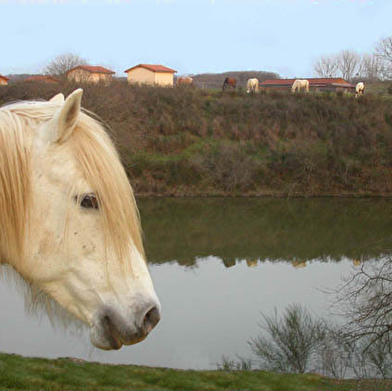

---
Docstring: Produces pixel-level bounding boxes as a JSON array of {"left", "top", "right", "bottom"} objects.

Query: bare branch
[
  {"left": 43, "top": 52, "right": 88, "bottom": 80},
  {"left": 375, "top": 36, "right": 392, "bottom": 79},
  {"left": 313, "top": 55, "right": 339, "bottom": 78},
  {"left": 337, "top": 49, "right": 361, "bottom": 82},
  {"left": 360, "top": 54, "right": 384, "bottom": 81},
  {"left": 333, "top": 258, "right": 392, "bottom": 349}
]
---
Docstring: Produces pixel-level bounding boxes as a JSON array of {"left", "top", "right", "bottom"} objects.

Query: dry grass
[{"left": 2, "top": 81, "right": 392, "bottom": 196}]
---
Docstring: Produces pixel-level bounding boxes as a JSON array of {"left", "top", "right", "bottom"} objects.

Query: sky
[{"left": 0, "top": 0, "right": 391, "bottom": 78}]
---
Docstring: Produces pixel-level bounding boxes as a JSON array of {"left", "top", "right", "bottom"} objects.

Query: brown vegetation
[{"left": 1, "top": 81, "right": 392, "bottom": 196}]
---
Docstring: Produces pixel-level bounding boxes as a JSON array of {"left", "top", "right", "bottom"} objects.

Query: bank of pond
[
  {"left": 1, "top": 352, "right": 391, "bottom": 391},
  {"left": 2, "top": 82, "right": 392, "bottom": 196}
]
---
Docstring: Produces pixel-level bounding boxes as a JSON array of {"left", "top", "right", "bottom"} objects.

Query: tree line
[
  {"left": 313, "top": 36, "right": 392, "bottom": 82},
  {"left": 42, "top": 38, "right": 392, "bottom": 85}
]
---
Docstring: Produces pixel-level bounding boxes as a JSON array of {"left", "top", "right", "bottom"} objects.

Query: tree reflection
[
  {"left": 335, "top": 258, "right": 392, "bottom": 352},
  {"left": 139, "top": 198, "right": 392, "bottom": 267}
]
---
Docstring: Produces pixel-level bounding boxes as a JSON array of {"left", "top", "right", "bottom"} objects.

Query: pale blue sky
[{"left": 1, "top": 0, "right": 391, "bottom": 78}]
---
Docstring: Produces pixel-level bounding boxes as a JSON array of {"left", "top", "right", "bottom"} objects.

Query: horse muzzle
[{"left": 90, "top": 301, "right": 161, "bottom": 350}]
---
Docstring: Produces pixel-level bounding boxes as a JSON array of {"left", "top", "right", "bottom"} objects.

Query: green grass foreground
[{"left": 0, "top": 353, "right": 391, "bottom": 391}]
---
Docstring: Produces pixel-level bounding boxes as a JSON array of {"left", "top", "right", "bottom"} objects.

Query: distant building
[
  {"left": 246, "top": 259, "right": 258, "bottom": 268},
  {"left": 0, "top": 75, "right": 9, "bottom": 85},
  {"left": 222, "top": 258, "right": 236, "bottom": 268},
  {"left": 66, "top": 65, "right": 115, "bottom": 84},
  {"left": 124, "top": 64, "right": 177, "bottom": 87},
  {"left": 292, "top": 260, "right": 307, "bottom": 269},
  {"left": 24, "top": 75, "right": 60, "bottom": 83},
  {"left": 260, "top": 78, "right": 355, "bottom": 93}
]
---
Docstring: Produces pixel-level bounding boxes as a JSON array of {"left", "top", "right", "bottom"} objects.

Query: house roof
[
  {"left": 0, "top": 75, "right": 9, "bottom": 81},
  {"left": 67, "top": 65, "right": 115, "bottom": 75},
  {"left": 124, "top": 64, "right": 177, "bottom": 74},
  {"left": 24, "top": 75, "right": 60, "bottom": 82},
  {"left": 260, "top": 78, "right": 353, "bottom": 86}
]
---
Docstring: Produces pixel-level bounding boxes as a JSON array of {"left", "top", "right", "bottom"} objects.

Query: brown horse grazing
[
  {"left": 222, "top": 77, "right": 236, "bottom": 91},
  {"left": 177, "top": 77, "right": 193, "bottom": 86}
]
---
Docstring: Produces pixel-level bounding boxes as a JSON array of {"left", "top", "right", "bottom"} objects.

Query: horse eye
[{"left": 77, "top": 194, "right": 99, "bottom": 210}]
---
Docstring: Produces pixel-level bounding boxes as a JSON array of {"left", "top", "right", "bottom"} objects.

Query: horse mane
[
  {"left": 0, "top": 100, "right": 144, "bottom": 269},
  {"left": 70, "top": 111, "right": 144, "bottom": 262},
  {"left": 0, "top": 107, "right": 31, "bottom": 264}
]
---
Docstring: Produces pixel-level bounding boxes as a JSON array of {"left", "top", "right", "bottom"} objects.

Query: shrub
[
  {"left": 249, "top": 304, "right": 325, "bottom": 373},
  {"left": 191, "top": 141, "right": 258, "bottom": 192},
  {"left": 2, "top": 82, "right": 392, "bottom": 195}
]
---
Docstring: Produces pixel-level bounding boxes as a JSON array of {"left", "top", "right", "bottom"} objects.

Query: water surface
[{"left": 1, "top": 198, "right": 391, "bottom": 369}]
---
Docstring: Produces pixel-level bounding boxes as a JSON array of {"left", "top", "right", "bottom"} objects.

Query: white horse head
[
  {"left": 0, "top": 90, "right": 160, "bottom": 350},
  {"left": 291, "top": 79, "right": 309, "bottom": 93},
  {"left": 355, "top": 82, "right": 365, "bottom": 98},
  {"left": 246, "top": 78, "right": 259, "bottom": 94}
]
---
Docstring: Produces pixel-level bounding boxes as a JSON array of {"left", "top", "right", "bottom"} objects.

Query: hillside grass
[
  {"left": 2, "top": 81, "right": 392, "bottom": 196},
  {"left": 1, "top": 352, "right": 392, "bottom": 391}
]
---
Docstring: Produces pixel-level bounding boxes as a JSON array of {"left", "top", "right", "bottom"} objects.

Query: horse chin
[
  {"left": 90, "top": 327, "right": 124, "bottom": 350},
  {"left": 90, "top": 329, "right": 149, "bottom": 350},
  {"left": 89, "top": 317, "right": 150, "bottom": 350},
  {"left": 122, "top": 334, "right": 147, "bottom": 346}
]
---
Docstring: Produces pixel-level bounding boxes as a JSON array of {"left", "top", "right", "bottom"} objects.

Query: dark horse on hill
[{"left": 222, "top": 77, "right": 236, "bottom": 91}]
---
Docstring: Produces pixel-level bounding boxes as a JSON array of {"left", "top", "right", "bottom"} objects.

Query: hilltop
[
  {"left": 1, "top": 81, "right": 392, "bottom": 197},
  {"left": 6, "top": 70, "right": 280, "bottom": 88},
  {"left": 186, "top": 70, "right": 280, "bottom": 89}
]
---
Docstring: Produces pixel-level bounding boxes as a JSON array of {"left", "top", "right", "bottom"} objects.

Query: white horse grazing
[
  {"left": 246, "top": 78, "right": 259, "bottom": 93},
  {"left": 291, "top": 79, "right": 309, "bottom": 93},
  {"left": 0, "top": 90, "right": 160, "bottom": 350},
  {"left": 177, "top": 76, "right": 193, "bottom": 86},
  {"left": 355, "top": 82, "right": 365, "bottom": 98}
]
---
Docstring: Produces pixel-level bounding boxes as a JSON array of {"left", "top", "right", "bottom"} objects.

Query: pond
[{"left": 1, "top": 198, "right": 392, "bottom": 369}]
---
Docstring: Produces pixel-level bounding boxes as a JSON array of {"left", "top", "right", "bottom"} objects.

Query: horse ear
[
  {"left": 40, "top": 89, "right": 83, "bottom": 144},
  {"left": 45, "top": 89, "right": 82, "bottom": 144},
  {"left": 49, "top": 93, "right": 65, "bottom": 104},
  {"left": 56, "top": 89, "right": 83, "bottom": 142}
]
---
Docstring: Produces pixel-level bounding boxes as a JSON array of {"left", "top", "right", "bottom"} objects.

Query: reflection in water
[
  {"left": 246, "top": 259, "right": 258, "bottom": 268},
  {"left": 292, "top": 260, "right": 307, "bottom": 268},
  {"left": 1, "top": 198, "right": 391, "bottom": 369},
  {"left": 139, "top": 198, "right": 392, "bottom": 267},
  {"left": 0, "top": 257, "right": 354, "bottom": 369}
]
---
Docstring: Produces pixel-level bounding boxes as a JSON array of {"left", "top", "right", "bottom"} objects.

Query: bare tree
[
  {"left": 44, "top": 52, "right": 88, "bottom": 80},
  {"left": 248, "top": 304, "right": 325, "bottom": 373},
  {"left": 318, "top": 324, "right": 354, "bottom": 379},
  {"left": 313, "top": 55, "right": 339, "bottom": 78},
  {"left": 375, "top": 36, "right": 392, "bottom": 79},
  {"left": 360, "top": 54, "right": 384, "bottom": 81},
  {"left": 337, "top": 50, "right": 361, "bottom": 82},
  {"left": 335, "top": 259, "right": 392, "bottom": 352},
  {"left": 363, "top": 334, "right": 392, "bottom": 379}
]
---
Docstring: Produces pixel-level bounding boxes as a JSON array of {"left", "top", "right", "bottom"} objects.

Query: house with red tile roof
[
  {"left": 0, "top": 75, "right": 9, "bottom": 86},
  {"left": 260, "top": 78, "right": 355, "bottom": 93},
  {"left": 66, "top": 65, "right": 115, "bottom": 84},
  {"left": 24, "top": 75, "right": 60, "bottom": 83},
  {"left": 124, "top": 64, "right": 177, "bottom": 86}
]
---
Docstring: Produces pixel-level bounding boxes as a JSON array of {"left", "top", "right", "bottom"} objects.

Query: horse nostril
[
  {"left": 103, "top": 314, "right": 111, "bottom": 325},
  {"left": 143, "top": 306, "right": 160, "bottom": 333}
]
